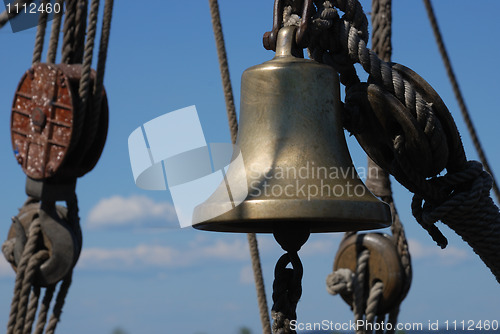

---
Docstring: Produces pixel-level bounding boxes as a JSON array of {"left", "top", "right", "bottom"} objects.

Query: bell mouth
[{"left": 192, "top": 198, "right": 391, "bottom": 233}]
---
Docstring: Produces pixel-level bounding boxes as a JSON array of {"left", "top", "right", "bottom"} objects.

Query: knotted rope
[
  {"left": 332, "top": 2, "right": 412, "bottom": 331},
  {"left": 271, "top": 252, "right": 303, "bottom": 334},
  {"left": 326, "top": 248, "right": 389, "bottom": 334},
  {"left": 282, "top": 0, "right": 500, "bottom": 282}
]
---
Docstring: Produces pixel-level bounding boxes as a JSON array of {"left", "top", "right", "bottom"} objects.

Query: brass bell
[{"left": 193, "top": 26, "right": 391, "bottom": 233}]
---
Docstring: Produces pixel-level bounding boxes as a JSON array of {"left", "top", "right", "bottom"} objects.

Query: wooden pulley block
[
  {"left": 6, "top": 199, "right": 82, "bottom": 286},
  {"left": 333, "top": 233, "right": 404, "bottom": 315},
  {"left": 11, "top": 63, "right": 108, "bottom": 180}
]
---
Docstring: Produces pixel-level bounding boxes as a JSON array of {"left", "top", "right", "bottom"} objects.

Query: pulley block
[
  {"left": 333, "top": 233, "right": 408, "bottom": 315},
  {"left": 11, "top": 63, "right": 108, "bottom": 181},
  {"left": 6, "top": 198, "right": 82, "bottom": 287}
]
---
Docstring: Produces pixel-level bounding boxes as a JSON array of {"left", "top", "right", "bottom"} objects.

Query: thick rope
[
  {"left": 368, "top": 0, "right": 412, "bottom": 305},
  {"left": 32, "top": 0, "right": 49, "bottom": 64},
  {"left": 306, "top": 0, "right": 500, "bottom": 282},
  {"left": 5, "top": 206, "right": 76, "bottom": 334},
  {"left": 15, "top": 251, "right": 49, "bottom": 334},
  {"left": 7, "top": 219, "right": 42, "bottom": 334},
  {"left": 422, "top": 0, "right": 500, "bottom": 204},
  {"left": 352, "top": 249, "right": 369, "bottom": 334},
  {"left": 365, "top": 281, "right": 384, "bottom": 326},
  {"left": 326, "top": 249, "right": 384, "bottom": 334},
  {"left": 208, "top": 1, "right": 271, "bottom": 333},
  {"left": 61, "top": 0, "right": 77, "bottom": 63},
  {"left": 85, "top": 0, "right": 114, "bottom": 154},
  {"left": 33, "top": 286, "right": 55, "bottom": 334},
  {"left": 271, "top": 252, "right": 303, "bottom": 334},
  {"left": 77, "top": 0, "right": 99, "bottom": 115},
  {"left": 23, "top": 285, "right": 41, "bottom": 334},
  {"left": 207, "top": 0, "right": 238, "bottom": 144},
  {"left": 46, "top": 0, "right": 64, "bottom": 64},
  {"left": 72, "top": 0, "right": 88, "bottom": 64},
  {"left": 69, "top": 0, "right": 99, "bottom": 150},
  {"left": 44, "top": 273, "right": 73, "bottom": 334}
]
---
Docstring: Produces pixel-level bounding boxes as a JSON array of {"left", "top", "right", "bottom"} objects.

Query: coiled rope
[
  {"left": 305, "top": 0, "right": 500, "bottom": 283},
  {"left": 325, "top": 1, "right": 412, "bottom": 332}
]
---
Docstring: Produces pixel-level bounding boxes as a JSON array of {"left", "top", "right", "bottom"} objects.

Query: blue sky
[{"left": 0, "top": 1, "right": 499, "bottom": 333}]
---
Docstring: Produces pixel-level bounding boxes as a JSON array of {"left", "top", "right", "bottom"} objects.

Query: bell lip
[
  {"left": 193, "top": 220, "right": 390, "bottom": 233},
  {"left": 192, "top": 198, "right": 391, "bottom": 233}
]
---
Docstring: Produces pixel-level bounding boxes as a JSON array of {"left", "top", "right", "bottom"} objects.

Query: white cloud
[
  {"left": 86, "top": 195, "right": 177, "bottom": 229},
  {"left": 408, "top": 238, "right": 470, "bottom": 265},
  {"left": 77, "top": 238, "right": 252, "bottom": 270},
  {"left": 300, "top": 235, "right": 340, "bottom": 256},
  {"left": 239, "top": 265, "right": 255, "bottom": 285},
  {"left": 0, "top": 257, "right": 15, "bottom": 278}
]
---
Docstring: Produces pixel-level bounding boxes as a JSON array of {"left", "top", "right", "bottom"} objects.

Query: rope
[
  {"left": 207, "top": 1, "right": 271, "bottom": 333},
  {"left": 5, "top": 205, "right": 76, "bottom": 334},
  {"left": 7, "top": 219, "right": 42, "bottom": 334},
  {"left": 207, "top": 0, "right": 238, "bottom": 144},
  {"left": 367, "top": 0, "right": 412, "bottom": 304},
  {"left": 71, "top": 0, "right": 99, "bottom": 149},
  {"left": 15, "top": 251, "right": 49, "bottom": 334},
  {"left": 271, "top": 252, "right": 303, "bottom": 334},
  {"left": 44, "top": 273, "right": 73, "bottom": 334},
  {"left": 422, "top": 0, "right": 500, "bottom": 204},
  {"left": 32, "top": 0, "right": 49, "bottom": 64},
  {"left": 85, "top": 0, "right": 114, "bottom": 154},
  {"left": 61, "top": 0, "right": 77, "bottom": 63},
  {"left": 77, "top": 0, "right": 99, "bottom": 113},
  {"left": 33, "top": 286, "right": 55, "bottom": 334},
  {"left": 23, "top": 285, "right": 41, "bottom": 334},
  {"left": 6, "top": 0, "right": 112, "bottom": 332},
  {"left": 352, "top": 249, "right": 369, "bottom": 334},
  {"left": 326, "top": 249, "right": 384, "bottom": 334},
  {"left": 47, "top": 0, "right": 64, "bottom": 64},
  {"left": 304, "top": 0, "right": 500, "bottom": 282},
  {"left": 72, "top": 0, "right": 88, "bottom": 64}
]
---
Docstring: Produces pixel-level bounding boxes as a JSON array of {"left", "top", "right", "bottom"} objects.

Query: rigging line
[
  {"left": 47, "top": 0, "right": 64, "bottom": 64},
  {"left": 72, "top": 0, "right": 89, "bottom": 63},
  {"left": 207, "top": 1, "right": 271, "bottom": 333},
  {"left": 370, "top": 0, "right": 412, "bottom": 313},
  {"left": 32, "top": 0, "right": 49, "bottom": 64},
  {"left": 61, "top": 0, "right": 77, "bottom": 64},
  {"left": 422, "top": 0, "right": 500, "bottom": 204}
]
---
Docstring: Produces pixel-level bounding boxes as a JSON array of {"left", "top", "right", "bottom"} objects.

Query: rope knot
[
  {"left": 326, "top": 268, "right": 353, "bottom": 295},
  {"left": 311, "top": 1, "right": 338, "bottom": 30},
  {"left": 412, "top": 161, "right": 493, "bottom": 248}
]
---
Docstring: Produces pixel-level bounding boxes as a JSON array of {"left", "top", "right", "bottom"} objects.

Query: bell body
[{"left": 193, "top": 27, "right": 390, "bottom": 233}]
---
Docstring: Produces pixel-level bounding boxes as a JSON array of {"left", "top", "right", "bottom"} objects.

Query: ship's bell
[{"left": 193, "top": 26, "right": 391, "bottom": 233}]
